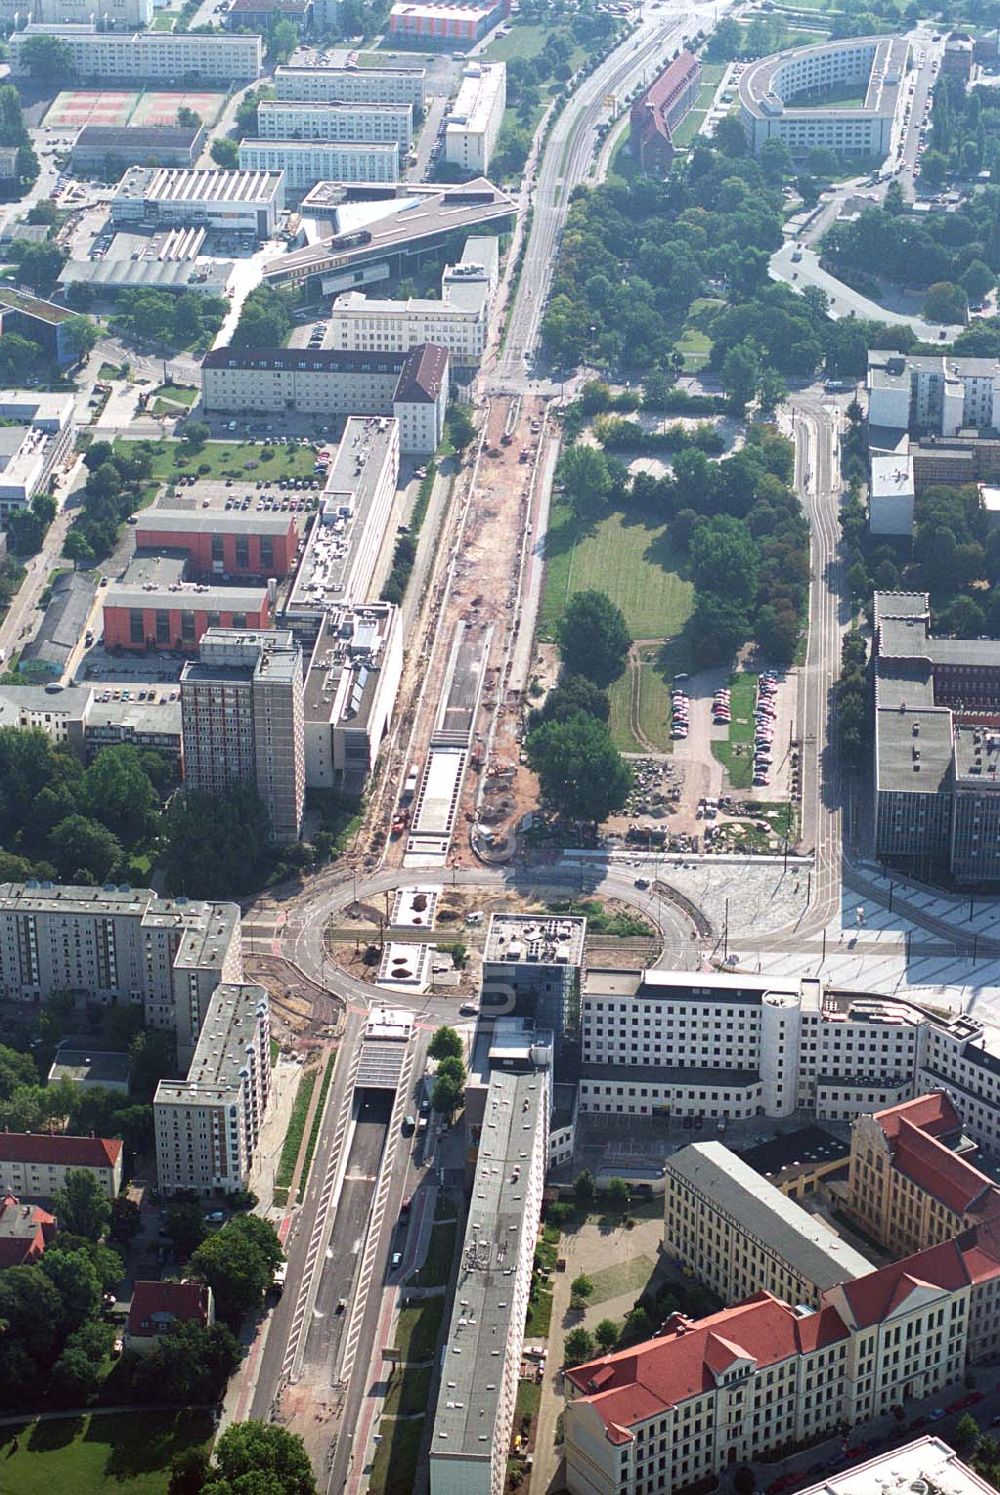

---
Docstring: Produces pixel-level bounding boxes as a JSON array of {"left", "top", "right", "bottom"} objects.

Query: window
[
  {"left": 156, "top": 609, "right": 170, "bottom": 644},
  {"left": 130, "top": 609, "right": 144, "bottom": 644}
]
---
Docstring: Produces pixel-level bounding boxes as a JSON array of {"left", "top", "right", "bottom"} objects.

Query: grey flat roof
[
  {"left": 667, "top": 1140, "right": 874, "bottom": 1288},
  {"left": 59, "top": 259, "right": 233, "bottom": 294},
  {"left": 483, "top": 912, "right": 586, "bottom": 967},
  {"left": 739, "top": 1125, "right": 850, "bottom": 1180},
  {"left": 49, "top": 1047, "right": 131, "bottom": 1086},
  {"left": 876, "top": 705, "right": 953, "bottom": 794},
  {"left": 155, "top": 982, "right": 266, "bottom": 1102},
  {"left": 137, "top": 507, "right": 297, "bottom": 537},
  {"left": 953, "top": 722, "right": 1000, "bottom": 784}
]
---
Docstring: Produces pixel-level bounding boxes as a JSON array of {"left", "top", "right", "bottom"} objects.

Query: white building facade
[
  {"left": 274, "top": 61, "right": 426, "bottom": 108},
  {"left": 444, "top": 61, "right": 506, "bottom": 175},
  {"left": 255, "top": 100, "right": 413, "bottom": 147},
  {"left": 10, "top": 26, "right": 263, "bottom": 81},
  {"left": 238, "top": 137, "right": 399, "bottom": 190}
]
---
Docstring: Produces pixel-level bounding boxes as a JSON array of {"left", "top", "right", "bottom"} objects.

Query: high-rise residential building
[
  {"left": 154, "top": 982, "right": 271, "bottom": 1197},
  {"left": 9, "top": 26, "right": 263, "bottom": 81},
  {"left": 0, "top": 882, "right": 242, "bottom": 1063},
  {"left": 275, "top": 55, "right": 426, "bottom": 109},
  {"left": 846, "top": 1091, "right": 1000, "bottom": 1256},
  {"left": 180, "top": 629, "right": 305, "bottom": 843}
]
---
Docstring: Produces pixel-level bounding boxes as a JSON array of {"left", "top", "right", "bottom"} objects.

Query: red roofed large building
[
  {"left": 0, "top": 1132, "right": 123, "bottom": 1201},
  {"left": 0, "top": 1192, "right": 56, "bottom": 1266},
  {"left": 125, "top": 1279, "right": 214, "bottom": 1353},
  {"left": 564, "top": 1233, "right": 1000, "bottom": 1495},
  {"left": 629, "top": 50, "right": 701, "bottom": 177},
  {"left": 847, "top": 1091, "right": 1000, "bottom": 1257}
]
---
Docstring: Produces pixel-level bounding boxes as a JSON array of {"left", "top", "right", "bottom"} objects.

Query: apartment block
[
  {"left": 0, "top": 0, "right": 151, "bottom": 20},
  {"left": 429, "top": 1057, "right": 549, "bottom": 1495},
  {"left": 154, "top": 981, "right": 270, "bottom": 1197},
  {"left": 9, "top": 25, "right": 263, "bottom": 81},
  {"left": 0, "top": 389, "right": 75, "bottom": 518},
  {"left": 180, "top": 628, "right": 305, "bottom": 842},
  {"left": 0, "top": 1133, "right": 123, "bottom": 1201},
  {"left": 0, "top": 882, "right": 242, "bottom": 1063},
  {"left": 302, "top": 602, "right": 403, "bottom": 792},
  {"left": 564, "top": 1235, "right": 1000, "bottom": 1495},
  {"left": 664, "top": 1141, "right": 873, "bottom": 1308},
  {"left": 868, "top": 350, "right": 1000, "bottom": 437},
  {"left": 238, "top": 138, "right": 399, "bottom": 191},
  {"left": 738, "top": 36, "right": 906, "bottom": 158},
  {"left": 847, "top": 1092, "right": 1000, "bottom": 1257},
  {"left": 444, "top": 62, "right": 506, "bottom": 175},
  {"left": 256, "top": 100, "right": 413, "bottom": 147},
  {"left": 275, "top": 56, "right": 426, "bottom": 108}
]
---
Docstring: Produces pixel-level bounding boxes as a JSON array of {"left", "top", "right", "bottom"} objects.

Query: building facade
[
  {"left": 154, "top": 981, "right": 270, "bottom": 1197},
  {"left": 0, "top": 881, "right": 242, "bottom": 1064},
  {"left": 274, "top": 59, "right": 426, "bottom": 108},
  {"left": 237, "top": 138, "right": 399, "bottom": 190},
  {"left": 134, "top": 508, "right": 300, "bottom": 581},
  {"left": 181, "top": 628, "right": 305, "bottom": 841},
  {"left": 629, "top": 50, "right": 701, "bottom": 175},
  {"left": 111, "top": 167, "right": 284, "bottom": 238},
  {"left": 868, "top": 351, "right": 1000, "bottom": 437},
  {"left": 255, "top": 100, "right": 413, "bottom": 147},
  {"left": 302, "top": 602, "right": 403, "bottom": 792},
  {"left": 71, "top": 125, "right": 205, "bottom": 172},
  {"left": 10, "top": 25, "right": 263, "bottom": 81},
  {"left": 389, "top": 0, "right": 508, "bottom": 45},
  {"left": 444, "top": 62, "right": 506, "bottom": 175},
  {"left": 0, "top": 1133, "right": 123, "bottom": 1201}
]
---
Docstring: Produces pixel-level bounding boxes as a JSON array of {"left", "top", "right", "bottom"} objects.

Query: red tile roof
[
  {"left": 0, "top": 1192, "right": 56, "bottom": 1266},
  {"left": 0, "top": 1132, "right": 123, "bottom": 1169},
  {"left": 875, "top": 1091, "right": 962, "bottom": 1143},
  {"left": 630, "top": 49, "right": 700, "bottom": 148},
  {"left": 961, "top": 1240, "right": 1000, "bottom": 1285},
  {"left": 893, "top": 1118, "right": 1000, "bottom": 1217},
  {"left": 127, "top": 1280, "right": 212, "bottom": 1337},
  {"left": 837, "top": 1240, "right": 972, "bottom": 1327},
  {"left": 565, "top": 1293, "right": 849, "bottom": 1440}
]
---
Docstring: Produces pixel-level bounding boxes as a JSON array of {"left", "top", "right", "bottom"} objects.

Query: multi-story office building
[
  {"left": 868, "top": 350, "right": 1000, "bottom": 436},
  {"left": 201, "top": 343, "right": 449, "bottom": 454},
  {"left": 564, "top": 1234, "right": 1000, "bottom": 1495},
  {"left": 0, "top": 0, "right": 151, "bottom": 20},
  {"left": 873, "top": 590, "right": 1000, "bottom": 884},
  {"left": 629, "top": 50, "right": 701, "bottom": 175},
  {"left": 10, "top": 26, "right": 263, "bottom": 81},
  {"left": 0, "top": 290, "right": 80, "bottom": 367},
  {"left": 102, "top": 558, "right": 273, "bottom": 654},
  {"left": 795, "top": 1438, "right": 998, "bottom": 1495},
  {"left": 275, "top": 54, "right": 426, "bottom": 108},
  {"left": 847, "top": 1091, "right": 1000, "bottom": 1257},
  {"left": 180, "top": 629, "right": 305, "bottom": 842},
  {"left": 134, "top": 506, "right": 300, "bottom": 581},
  {"left": 154, "top": 981, "right": 270, "bottom": 1197},
  {"left": 0, "top": 882, "right": 242, "bottom": 1063},
  {"left": 429, "top": 1055, "right": 549, "bottom": 1495},
  {"left": 0, "top": 1133, "right": 123, "bottom": 1201},
  {"left": 738, "top": 36, "right": 907, "bottom": 158},
  {"left": 302, "top": 602, "right": 403, "bottom": 792},
  {"left": 0, "top": 390, "right": 75, "bottom": 518},
  {"left": 256, "top": 100, "right": 413, "bottom": 147},
  {"left": 664, "top": 1141, "right": 873, "bottom": 1308},
  {"left": 237, "top": 139, "right": 399, "bottom": 191},
  {"left": 445, "top": 62, "right": 506, "bottom": 175},
  {"left": 111, "top": 168, "right": 284, "bottom": 238},
  {"left": 330, "top": 235, "right": 497, "bottom": 367},
  {"left": 481, "top": 913, "right": 587, "bottom": 1035}
]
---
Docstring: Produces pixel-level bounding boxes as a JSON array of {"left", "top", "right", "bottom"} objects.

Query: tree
[
  {"left": 109, "top": 1195, "right": 141, "bottom": 1247},
  {"left": 52, "top": 1168, "right": 111, "bottom": 1242},
  {"left": 189, "top": 1218, "right": 279, "bottom": 1323},
  {"left": 447, "top": 402, "right": 476, "bottom": 451},
  {"left": 144, "top": 1320, "right": 241, "bottom": 1403},
  {"left": 721, "top": 339, "right": 762, "bottom": 410},
  {"left": 203, "top": 1422, "right": 317, "bottom": 1495},
  {"left": 169, "top": 1448, "right": 212, "bottom": 1495},
  {"left": 570, "top": 1273, "right": 594, "bottom": 1302},
  {"left": 528, "top": 673, "right": 609, "bottom": 729},
  {"left": 165, "top": 1198, "right": 207, "bottom": 1260},
  {"left": 177, "top": 106, "right": 202, "bottom": 129},
  {"left": 13, "top": 239, "right": 67, "bottom": 296},
  {"left": 0, "top": 1042, "right": 37, "bottom": 1099},
  {"left": 82, "top": 439, "right": 114, "bottom": 472},
  {"left": 605, "top": 1177, "right": 631, "bottom": 1213},
  {"left": 429, "top": 1026, "right": 463, "bottom": 1062},
  {"left": 86, "top": 745, "right": 158, "bottom": 844},
  {"left": 574, "top": 1169, "right": 596, "bottom": 1210},
  {"left": 162, "top": 783, "right": 270, "bottom": 896},
  {"left": 526, "top": 713, "right": 632, "bottom": 823},
  {"left": 707, "top": 16, "right": 742, "bottom": 59},
  {"left": 690, "top": 516, "right": 759, "bottom": 607},
  {"left": 564, "top": 1326, "right": 595, "bottom": 1367},
  {"left": 847, "top": 561, "right": 869, "bottom": 603},
  {"left": 17, "top": 33, "right": 75, "bottom": 81},
  {"left": 594, "top": 1318, "right": 619, "bottom": 1351},
  {"left": 919, "top": 148, "right": 949, "bottom": 189},
  {"left": 270, "top": 17, "right": 299, "bottom": 62},
  {"left": 557, "top": 443, "right": 613, "bottom": 517},
  {"left": 437, "top": 1055, "right": 466, "bottom": 1087},
  {"left": 49, "top": 814, "right": 122, "bottom": 883},
  {"left": 924, "top": 281, "right": 968, "bottom": 325},
  {"left": 63, "top": 315, "right": 98, "bottom": 364},
  {"left": 211, "top": 137, "right": 240, "bottom": 168},
  {"left": 231, "top": 285, "right": 293, "bottom": 349},
  {"left": 758, "top": 138, "right": 792, "bottom": 184},
  {"left": 63, "top": 528, "right": 95, "bottom": 569},
  {"left": 181, "top": 420, "right": 211, "bottom": 452},
  {"left": 555, "top": 589, "right": 630, "bottom": 685},
  {"left": 432, "top": 1072, "right": 463, "bottom": 1117},
  {"left": 38, "top": 1246, "right": 103, "bottom": 1327},
  {"left": 961, "top": 258, "right": 995, "bottom": 304},
  {"left": 955, "top": 1413, "right": 981, "bottom": 1454}
]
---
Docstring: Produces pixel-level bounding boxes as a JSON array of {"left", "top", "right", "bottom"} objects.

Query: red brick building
[
  {"left": 103, "top": 582, "right": 273, "bottom": 653},
  {"left": 629, "top": 49, "right": 701, "bottom": 175},
  {"left": 133, "top": 510, "right": 300, "bottom": 581}
]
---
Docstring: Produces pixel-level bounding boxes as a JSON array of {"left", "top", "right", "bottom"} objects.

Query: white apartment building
[
  {"left": 664, "top": 1141, "right": 873, "bottom": 1308},
  {"left": 0, "top": 389, "right": 75, "bottom": 517},
  {"left": 0, "top": 0, "right": 151, "bottom": 22},
  {"left": 256, "top": 100, "right": 413, "bottom": 148},
  {"left": 154, "top": 982, "right": 270, "bottom": 1197},
  {"left": 180, "top": 629, "right": 305, "bottom": 842},
  {"left": 0, "top": 1133, "right": 124, "bottom": 1200},
  {"left": 201, "top": 344, "right": 449, "bottom": 455},
  {"left": 274, "top": 59, "right": 426, "bottom": 109},
  {"left": 238, "top": 138, "right": 399, "bottom": 191},
  {"left": 111, "top": 167, "right": 285, "bottom": 238},
  {"left": 0, "top": 881, "right": 242, "bottom": 1064},
  {"left": 303, "top": 603, "right": 403, "bottom": 792},
  {"left": 429, "top": 1060, "right": 550, "bottom": 1495},
  {"left": 564, "top": 1228, "right": 996, "bottom": 1495},
  {"left": 330, "top": 235, "right": 498, "bottom": 366},
  {"left": 445, "top": 62, "right": 506, "bottom": 176},
  {"left": 868, "top": 350, "right": 1000, "bottom": 435},
  {"left": 10, "top": 25, "right": 263, "bottom": 81}
]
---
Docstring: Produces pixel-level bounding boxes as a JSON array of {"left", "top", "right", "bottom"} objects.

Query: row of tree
[{"left": 105, "top": 288, "right": 227, "bottom": 354}]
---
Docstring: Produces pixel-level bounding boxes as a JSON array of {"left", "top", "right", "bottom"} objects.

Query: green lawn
[
  {"left": 394, "top": 1295, "right": 445, "bottom": 1363},
  {"left": 274, "top": 1065, "right": 317, "bottom": 1192},
  {"left": 152, "top": 382, "right": 198, "bottom": 407},
  {"left": 484, "top": 20, "right": 565, "bottom": 64},
  {"left": 516, "top": 1380, "right": 542, "bottom": 1421},
  {"left": 0, "top": 1412, "right": 214, "bottom": 1495},
  {"left": 585, "top": 1254, "right": 656, "bottom": 1306},
  {"left": 383, "top": 1363, "right": 433, "bottom": 1418},
  {"left": 540, "top": 504, "right": 694, "bottom": 642},
  {"left": 710, "top": 671, "right": 758, "bottom": 791},
  {"left": 368, "top": 1417, "right": 424, "bottom": 1495},
  {"left": 297, "top": 1049, "right": 335, "bottom": 1203},
  {"left": 525, "top": 1283, "right": 553, "bottom": 1338},
  {"left": 113, "top": 437, "right": 321, "bottom": 485},
  {"left": 406, "top": 1220, "right": 457, "bottom": 1289},
  {"left": 675, "top": 297, "right": 722, "bottom": 372},
  {"left": 608, "top": 643, "right": 684, "bottom": 754}
]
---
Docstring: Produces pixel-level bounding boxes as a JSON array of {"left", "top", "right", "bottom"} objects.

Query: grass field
[
  {"left": 383, "top": 1364, "right": 433, "bottom": 1418},
  {"left": 394, "top": 1295, "right": 445, "bottom": 1363},
  {"left": 525, "top": 1282, "right": 554, "bottom": 1337},
  {"left": 516, "top": 1380, "right": 543, "bottom": 1421},
  {"left": 297, "top": 1050, "right": 335, "bottom": 1202},
  {"left": 609, "top": 643, "right": 683, "bottom": 754},
  {"left": 675, "top": 297, "right": 722, "bottom": 372},
  {"left": 710, "top": 671, "right": 758, "bottom": 790},
  {"left": 114, "top": 438, "right": 320, "bottom": 484},
  {"left": 0, "top": 1412, "right": 214, "bottom": 1495},
  {"left": 540, "top": 504, "right": 694, "bottom": 642},
  {"left": 274, "top": 1065, "right": 317, "bottom": 1193},
  {"left": 368, "top": 1417, "right": 424, "bottom": 1495},
  {"left": 406, "top": 1219, "right": 457, "bottom": 1289},
  {"left": 671, "top": 65, "right": 727, "bottom": 149}
]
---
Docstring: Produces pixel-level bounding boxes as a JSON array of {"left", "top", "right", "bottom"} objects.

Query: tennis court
[
  {"left": 130, "top": 90, "right": 226, "bottom": 127},
  {"left": 44, "top": 90, "right": 138, "bottom": 129}
]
